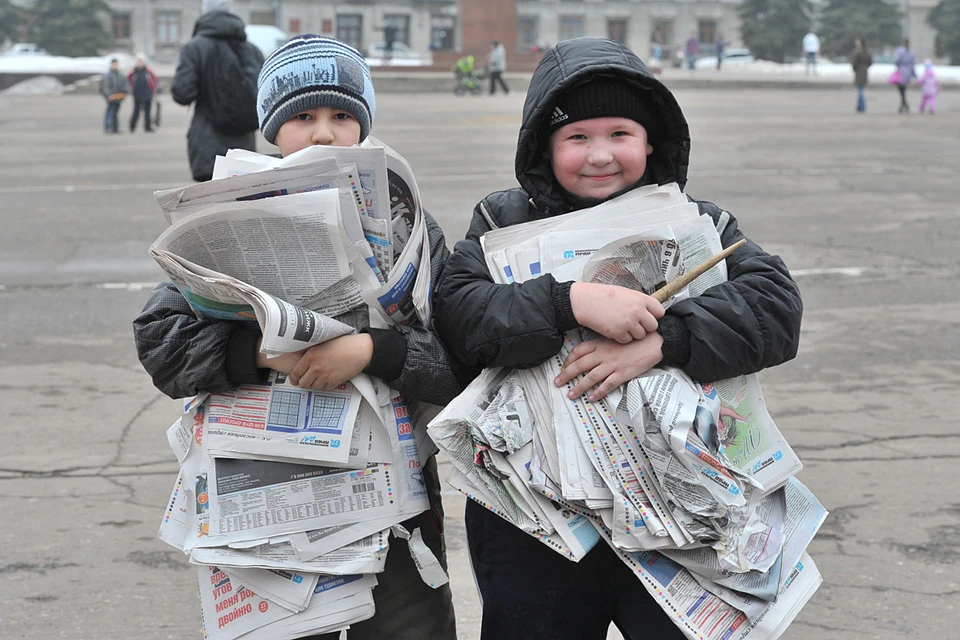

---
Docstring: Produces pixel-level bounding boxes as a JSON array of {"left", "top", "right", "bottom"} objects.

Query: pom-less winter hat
[
  {"left": 257, "top": 35, "right": 376, "bottom": 144},
  {"left": 544, "top": 77, "right": 659, "bottom": 139}
]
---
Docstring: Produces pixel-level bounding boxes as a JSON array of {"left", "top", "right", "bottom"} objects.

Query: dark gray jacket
[
  {"left": 171, "top": 11, "right": 264, "bottom": 181},
  {"left": 434, "top": 37, "right": 802, "bottom": 384},
  {"left": 133, "top": 211, "right": 465, "bottom": 407}
]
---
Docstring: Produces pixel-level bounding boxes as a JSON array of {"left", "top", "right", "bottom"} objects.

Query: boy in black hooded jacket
[{"left": 434, "top": 38, "right": 802, "bottom": 640}]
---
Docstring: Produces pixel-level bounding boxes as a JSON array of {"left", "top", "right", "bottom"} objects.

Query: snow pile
[
  {"left": 0, "top": 51, "right": 137, "bottom": 74},
  {"left": 1, "top": 75, "right": 65, "bottom": 95}
]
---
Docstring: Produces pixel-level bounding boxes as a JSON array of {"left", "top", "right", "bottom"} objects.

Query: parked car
[
  {"left": 3, "top": 43, "right": 50, "bottom": 56},
  {"left": 365, "top": 41, "right": 432, "bottom": 66},
  {"left": 245, "top": 25, "right": 289, "bottom": 58},
  {"left": 695, "top": 48, "right": 755, "bottom": 69}
]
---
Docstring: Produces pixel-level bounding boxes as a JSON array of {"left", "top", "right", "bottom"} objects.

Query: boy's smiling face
[
  {"left": 547, "top": 117, "right": 653, "bottom": 200},
  {"left": 275, "top": 106, "right": 362, "bottom": 155}
]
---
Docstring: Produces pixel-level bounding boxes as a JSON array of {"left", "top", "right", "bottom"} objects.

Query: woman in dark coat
[{"left": 851, "top": 37, "right": 873, "bottom": 113}]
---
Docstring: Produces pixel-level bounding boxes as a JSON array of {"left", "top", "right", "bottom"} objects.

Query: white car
[
  {"left": 695, "top": 48, "right": 755, "bottom": 69},
  {"left": 4, "top": 43, "right": 50, "bottom": 56}
]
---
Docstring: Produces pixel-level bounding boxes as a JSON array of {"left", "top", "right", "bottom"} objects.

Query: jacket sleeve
[
  {"left": 363, "top": 212, "right": 469, "bottom": 405},
  {"left": 132, "top": 283, "right": 267, "bottom": 399},
  {"left": 171, "top": 43, "right": 200, "bottom": 106},
  {"left": 658, "top": 201, "right": 803, "bottom": 383},
  {"left": 435, "top": 200, "right": 579, "bottom": 374}
]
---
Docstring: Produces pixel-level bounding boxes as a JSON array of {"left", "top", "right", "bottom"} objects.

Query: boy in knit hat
[
  {"left": 435, "top": 37, "right": 802, "bottom": 640},
  {"left": 134, "top": 35, "right": 460, "bottom": 640}
]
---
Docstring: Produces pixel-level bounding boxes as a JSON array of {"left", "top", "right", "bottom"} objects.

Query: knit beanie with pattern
[
  {"left": 544, "top": 78, "right": 658, "bottom": 139},
  {"left": 257, "top": 35, "right": 376, "bottom": 144}
]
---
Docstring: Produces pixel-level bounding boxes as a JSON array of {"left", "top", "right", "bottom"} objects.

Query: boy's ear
[{"left": 646, "top": 143, "right": 654, "bottom": 156}]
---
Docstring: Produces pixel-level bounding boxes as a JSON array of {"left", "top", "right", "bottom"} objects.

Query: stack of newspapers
[
  {"left": 152, "top": 140, "right": 447, "bottom": 640},
  {"left": 428, "top": 183, "right": 827, "bottom": 640}
]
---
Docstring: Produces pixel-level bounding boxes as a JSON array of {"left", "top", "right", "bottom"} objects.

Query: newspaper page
[
  {"left": 198, "top": 566, "right": 294, "bottom": 640},
  {"left": 191, "top": 534, "right": 389, "bottom": 575},
  {"left": 150, "top": 250, "right": 355, "bottom": 356},
  {"left": 222, "top": 567, "right": 320, "bottom": 612},
  {"left": 202, "top": 371, "right": 363, "bottom": 466}
]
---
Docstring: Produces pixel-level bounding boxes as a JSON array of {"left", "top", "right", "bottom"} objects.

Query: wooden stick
[{"left": 652, "top": 239, "right": 747, "bottom": 303}]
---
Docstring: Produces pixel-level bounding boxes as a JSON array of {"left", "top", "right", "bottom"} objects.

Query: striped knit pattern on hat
[{"left": 257, "top": 35, "right": 376, "bottom": 144}]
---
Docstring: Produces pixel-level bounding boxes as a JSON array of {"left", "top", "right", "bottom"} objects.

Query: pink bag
[{"left": 888, "top": 68, "right": 903, "bottom": 85}]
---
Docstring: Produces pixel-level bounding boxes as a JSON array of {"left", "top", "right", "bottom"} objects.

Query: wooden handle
[{"left": 652, "top": 239, "right": 746, "bottom": 303}]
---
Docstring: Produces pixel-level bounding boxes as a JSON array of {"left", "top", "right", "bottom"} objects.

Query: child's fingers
[
  {"left": 568, "top": 363, "right": 611, "bottom": 399},
  {"left": 639, "top": 313, "right": 659, "bottom": 334},
  {"left": 556, "top": 352, "right": 601, "bottom": 387},
  {"left": 628, "top": 324, "right": 648, "bottom": 341},
  {"left": 563, "top": 341, "right": 597, "bottom": 368},
  {"left": 587, "top": 373, "right": 624, "bottom": 403}
]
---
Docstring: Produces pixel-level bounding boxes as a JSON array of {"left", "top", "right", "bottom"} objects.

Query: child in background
[
  {"left": 133, "top": 35, "right": 460, "bottom": 640},
  {"left": 435, "top": 37, "right": 803, "bottom": 640},
  {"left": 918, "top": 59, "right": 941, "bottom": 115}
]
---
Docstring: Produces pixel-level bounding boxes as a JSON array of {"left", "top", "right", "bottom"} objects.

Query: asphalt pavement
[{"left": 1, "top": 86, "right": 958, "bottom": 639}]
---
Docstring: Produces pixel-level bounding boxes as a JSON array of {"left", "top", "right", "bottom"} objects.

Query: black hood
[
  {"left": 516, "top": 38, "right": 691, "bottom": 214},
  {"left": 193, "top": 10, "right": 247, "bottom": 41}
]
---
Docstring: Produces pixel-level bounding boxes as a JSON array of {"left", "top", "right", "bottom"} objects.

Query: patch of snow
[
  {"left": 1, "top": 75, "right": 65, "bottom": 95},
  {"left": 0, "top": 51, "right": 137, "bottom": 74}
]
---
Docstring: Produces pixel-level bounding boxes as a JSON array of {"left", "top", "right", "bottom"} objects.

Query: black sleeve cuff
[
  {"left": 658, "top": 314, "right": 692, "bottom": 367},
  {"left": 552, "top": 280, "right": 579, "bottom": 333},
  {"left": 362, "top": 328, "right": 407, "bottom": 383},
  {"left": 225, "top": 326, "right": 269, "bottom": 386}
]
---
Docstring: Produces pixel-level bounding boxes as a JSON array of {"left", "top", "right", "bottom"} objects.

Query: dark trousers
[
  {"left": 303, "top": 456, "right": 457, "bottom": 640},
  {"left": 130, "top": 99, "right": 153, "bottom": 131},
  {"left": 466, "top": 500, "right": 687, "bottom": 640},
  {"left": 897, "top": 83, "right": 909, "bottom": 113},
  {"left": 489, "top": 70, "right": 510, "bottom": 94},
  {"left": 103, "top": 100, "right": 121, "bottom": 132}
]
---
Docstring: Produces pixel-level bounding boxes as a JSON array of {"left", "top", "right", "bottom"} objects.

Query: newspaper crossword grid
[{"left": 266, "top": 390, "right": 349, "bottom": 433}]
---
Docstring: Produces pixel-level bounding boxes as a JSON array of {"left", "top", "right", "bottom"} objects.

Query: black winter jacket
[
  {"left": 171, "top": 11, "right": 264, "bottom": 181},
  {"left": 435, "top": 38, "right": 802, "bottom": 384}
]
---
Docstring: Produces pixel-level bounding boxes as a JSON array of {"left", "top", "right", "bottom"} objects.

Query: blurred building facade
[{"left": 102, "top": 0, "right": 940, "bottom": 66}]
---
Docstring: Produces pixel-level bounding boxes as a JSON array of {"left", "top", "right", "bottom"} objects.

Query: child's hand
[
  {"left": 555, "top": 333, "right": 664, "bottom": 402},
  {"left": 289, "top": 334, "right": 374, "bottom": 390},
  {"left": 255, "top": 337, "right": 304, "bottom": 374},
  {"left": 570, "top": 282, "right": 664, "bottom": 343}
]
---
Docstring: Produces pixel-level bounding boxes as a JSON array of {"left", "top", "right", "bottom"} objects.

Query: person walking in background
[
  {"left": 127, "top": 53, "right": 159, "bottom": 133},
  {"left": 893, "top": 38, "right": 916, "bottom": 114},
  {"left": 171, "top": 0, "right": 264, "bottom": 181},
  {"left": 803, "top": 31, "right": 820, "bottom": 76},
  {"left": 685, "top": 31, "right": 699, "bottom": 70},
  {"left": 100, "top": 58, "right": 127, "bottom": 134},
  {"left": 917, "top": 59, "right": 941, "bottom": 114},
  {"left": 851, "top": 37, "right": 872, "bottom": 113},
  {"left": 488, "top": 40, "right": 510, "bottom": 95},
  {"left": 715, "top": 33, "right": 724, "bottom": 71}
]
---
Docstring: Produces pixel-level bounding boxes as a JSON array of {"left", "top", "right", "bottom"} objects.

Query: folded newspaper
[
  {"left": 428, "top": 184, "right": 826, "bottom": 640},
  {"left": 150, "top": 143, "right": 448, "bottom": 639}
]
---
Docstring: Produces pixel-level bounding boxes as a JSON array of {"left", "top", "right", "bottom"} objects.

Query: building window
[
  {"left": 337, "top": 14, "right": 363, "bottom": 51},
  {"left": 321, "top": 19, "right": 332, "bottom": 34},
  {"left": 289, "top": 18, "right": 301, "bottom": 34},
  {"left": 559, "top": 17, "right": 583, "bottom": 42},
  {"left": 652, "top": 19, "right": 674, "bottom": 46},
  {"left": 156, "top": 12, "right": 180, "bottom": 45},
  {"left": 250, "top": 11, "right": 276, "bottom": 26},
  {"left": 607, "top": 19, "right": 628, "bottom": 45},
  {"left": 698, "top": 19, "right": 717, "bottom": 46},
  {"left": 111, "top": 13, "right": 131, "bottom": 41},
  {"left": 517, "top": 16, "right": 538, "bottom": 53},
  {"left": 430, "top": 15, "right": 455, "bottom": 51},
  {"left": 383, "top": 14, "right": 411, "bottom": 46}
]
